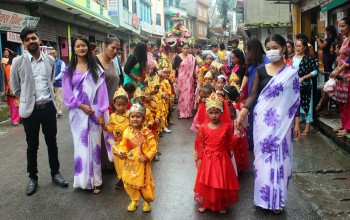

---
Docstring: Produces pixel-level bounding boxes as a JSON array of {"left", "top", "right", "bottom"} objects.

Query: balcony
[
  {"left": 153, "top": 25, "right": 165, "bottom": 36},
  {"left": 141, "top": 21, "right": 153, "bottom": 34}
]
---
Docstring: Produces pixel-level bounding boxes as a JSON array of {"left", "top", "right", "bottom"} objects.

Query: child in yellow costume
[
  {"left": 152, "top": 76, "right": 170, "bottom": 134},
  {"left": 133, "top": 87, "right": 155, "bottom": 129},
  {"left": 103, "top": 87, "right": 129, "bottom": 189},
  {"left": 144, "top": 86, "right": 160, "bottom": 143},
  {"left": 159, "top": 69, "right": 173, "bottom": 126},
  {"left": 119, "top": 103, "right": 158, "bottom": 212}
]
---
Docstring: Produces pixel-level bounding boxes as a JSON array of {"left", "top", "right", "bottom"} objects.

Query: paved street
[{"left": 1, "top": 108, "right": 350, "bottom": 220}]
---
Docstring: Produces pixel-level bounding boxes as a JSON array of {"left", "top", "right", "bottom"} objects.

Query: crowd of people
[{"left": 1, "top": 15, "right": 350, "bottom": 215}]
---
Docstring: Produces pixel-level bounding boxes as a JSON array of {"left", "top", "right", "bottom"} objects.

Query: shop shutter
[
  {"left": 301, "top": 0, "right": 319, "bottom": 12},
  {"left": 94, "top": 31, "right": 106, "bottom": 41},
  {"left": 70, "top": 24, "right": 79, "bottom": 37},
  {"left": 36, "top": 17, "right": 57, "bottom": 42}
]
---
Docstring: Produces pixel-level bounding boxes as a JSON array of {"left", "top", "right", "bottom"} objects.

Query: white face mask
[{"left": 266, "top": 49, "right": 282, "bottom": 62}]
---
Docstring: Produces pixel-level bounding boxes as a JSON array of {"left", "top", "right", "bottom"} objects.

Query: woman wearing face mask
[
  {"left": 96, "top": 37, "right": 123, "bottom": 108},
  {"left": 330, "top": 17, "right": 350, "bottom": 137},
  {"left": 236, "top": 34, "right": 301, "bottom": 213},
  {"left": 293, "top": 39, "right": 318, "bottom": 136}
]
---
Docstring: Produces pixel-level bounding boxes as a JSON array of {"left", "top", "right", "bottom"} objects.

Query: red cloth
[
  {"left": 194, "top": 123, "right": 239, "bottom": 211},
  {"left": 232, "top": 134, "right": 250, "bottom": 172},
  {"left": 191, "top": 97, "right": 232, "bottom": 132}
]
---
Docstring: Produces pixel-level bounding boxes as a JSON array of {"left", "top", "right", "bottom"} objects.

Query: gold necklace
[{"left": 115, "top": 113, "right": 127, "bottom": 123}]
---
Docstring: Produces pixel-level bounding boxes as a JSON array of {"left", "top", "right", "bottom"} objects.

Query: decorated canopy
[{"left": 161, "top": 12, "right": 194, "bottom": 48}]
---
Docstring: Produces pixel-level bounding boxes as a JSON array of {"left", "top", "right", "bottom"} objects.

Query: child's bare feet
[{"left": 198, "top": 207, "right": 207, "bottom": 213}]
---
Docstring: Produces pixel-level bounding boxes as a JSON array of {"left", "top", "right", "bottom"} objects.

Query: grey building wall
[{"left": 244, "top": 0, "right": 290, "bottom": 24}]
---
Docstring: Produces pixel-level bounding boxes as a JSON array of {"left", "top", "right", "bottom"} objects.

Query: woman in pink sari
[{"left": 173, "top": 43, "right": 196, "bottom": 118}]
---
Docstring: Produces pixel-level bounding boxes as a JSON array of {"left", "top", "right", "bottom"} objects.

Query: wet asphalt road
[{"left": 0, "top": 110, "right": 322, "bottom": 220}]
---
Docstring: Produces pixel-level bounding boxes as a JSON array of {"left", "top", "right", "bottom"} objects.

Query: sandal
[
  {"left": 301, "top": 131, "right": 311, "bottom": 136},
  {"left": 93, "top": 186, "right": 101, "bottom": 194},
  {"left": 337, "top": 131, "right": 348, "bottom": 137},
  {"left": 219, "top": 208, "right": 227, "bottom": 215},
  {"left": 273, "top": 209, "right": 283, "bottom": 214},
  {"left": 169, "top": 118, "right": 174, "bottom": 125},
  {"left": 333, "top": 127, "right": 343, "bottom": 132},
  {"left": 198, "top": 207, "right": 207, "bottom": 213}
]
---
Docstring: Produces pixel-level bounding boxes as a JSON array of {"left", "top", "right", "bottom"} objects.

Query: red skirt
[{"left": 194, "top": 149, "right": 239, "bottom": 211}]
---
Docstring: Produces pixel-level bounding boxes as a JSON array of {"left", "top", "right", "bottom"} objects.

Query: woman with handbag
[{"left": 330, "top": 17, "right": 350, "bottom": 137}]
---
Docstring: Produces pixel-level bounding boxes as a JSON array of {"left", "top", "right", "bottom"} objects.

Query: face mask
[{"left": 266, "top": 49, "right": 282, "bottom": 62}]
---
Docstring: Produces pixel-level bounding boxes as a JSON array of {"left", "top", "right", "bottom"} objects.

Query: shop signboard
[
  {"left": 0, "top": 9, "right": 40, "bottom": 33},
  {"left": 6, "top": 32, "right": 22, "bottom": 43},
  {"left": 320, "top": 0, "right": 348, "bottom": 12},
  {"left": 108, "top": 0, "right": 118, "bottom": 17}
]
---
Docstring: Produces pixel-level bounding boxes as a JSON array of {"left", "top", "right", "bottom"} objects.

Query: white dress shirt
[{"left": 27, "top": 52, "right": 52, "bottom": 104}]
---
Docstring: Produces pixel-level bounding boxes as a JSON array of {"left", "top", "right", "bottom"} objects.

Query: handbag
[{"left": 323, "top": 78, "right": 336, "bottom": 95}]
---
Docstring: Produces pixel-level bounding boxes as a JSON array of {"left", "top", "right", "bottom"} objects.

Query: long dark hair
[
  {"left": 68, "top": 35, "right": 99, "bottom": 83},
  {"left": 326, "top": 25, "right": 337, "bottom": 38},
  {"left": 231, "top": 48, "right": 245, "bottom": 66},
  {"left": 104, "top": 37, "right": 120, "bottom": 46},
  {"left": 296, "top": 38, "right": 311, "bottom": 58},
  {"left": 341, "top": 17, "right": 350, "bottom": 26},
  {"left": 245, "top": 38, "right": 265, "bottom": 65},
  {"left": 265, "top": 34, "right": 288, "bottom": 58},
  {"left": 134, "top": 42, "right": 147, "bottom": 71}
]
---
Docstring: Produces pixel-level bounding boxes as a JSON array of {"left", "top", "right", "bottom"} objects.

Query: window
[
  {"left": 199, "top": 27, "right": 202, "bottom": 34},
  {"left": 123, "top": 0, "right": 129, "bottom": 9},
  {"left": 203, "top": 10, "right": 207, "bottom": 18},
  {"left": 204, "top": 28, "right": 207, "bottom": 36},
  {"left": 198, "top": 8, "right": 202, "bottom": 16},
  {"left": 156, "top": 14, "right": 161, "bottom": 25},
  {"left": 132, "top": 0, "right": 137, "bottom": 14}
]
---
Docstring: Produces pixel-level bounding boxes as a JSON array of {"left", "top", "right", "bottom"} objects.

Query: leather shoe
[
  {"left": 27, "top": 179, "right": 38, "bottom": 196},
  {"left": 52, "top": 173, "right": 68, "bottom": 187}
]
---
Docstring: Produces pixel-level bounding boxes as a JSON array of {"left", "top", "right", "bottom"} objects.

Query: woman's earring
[{"left": 74, "top": 54, "right": 77, "bottom": 63}]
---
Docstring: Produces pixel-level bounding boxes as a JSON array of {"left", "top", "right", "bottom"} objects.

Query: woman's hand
[
  {"left": 235, "top": 111, "right": 246, "bottom": 129},
  {"left": 294, "top": 117, "right": 301, "bottom": 141},
  {"left": 115, "top": 152, "right": 126, "bottom": 159},
  {"left": 80, "top": 104, "right": 94, "bottom": 116},
  {"left": 97, "top": 116, "right": 105, "bottom": 126},
  {"left": 299, "top": 77, "right": 304, "bottom": 83},
  {"left": 154, "top": 118, "right": 160, "bottom": 124},
  {"left": 330, "top": 69, "right": 340, "bottom": 78}
]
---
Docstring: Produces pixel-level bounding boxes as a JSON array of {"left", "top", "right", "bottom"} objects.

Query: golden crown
[
  {"left": 205, "top": 93, "right": 223, "bottom": 112},
  {"left": 129, "top": 103, "right": 146, "bottom": 116},
  {"left": 134, "top": 87, "right": 145, "bottom": 99},
  {"left": 204, "top": 71, "right": 213, "bottom": 79},
  {"left": 113, "top": 86, "right": 128, "bottom": 100}
]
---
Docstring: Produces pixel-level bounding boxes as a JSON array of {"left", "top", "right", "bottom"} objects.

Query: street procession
[{"left": 0, "top": 0, "right": 350, "bottom": 219}]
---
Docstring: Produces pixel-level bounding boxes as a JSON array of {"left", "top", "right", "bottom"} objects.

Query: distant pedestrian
[
  {"left": 194, "top": 93, "right": 239, "bottom": 214},
  {"left": 11, "top": 27, "right": 68, "bottom": 196},
  {"left": 49, "top": 49, "right": 65, "bottom": 118},
  {"left": 123, "top": 42, "right": 147, "bottom": 87},
  {"left": 62, "top": 35, "right": 114, "bottom": 194},
  {"left": 316, "top": 25, "right": 337, "bottom": 73},
  {"left": 293, "top": 38, "right": 318, "bottom": 136},
  {"left": 284, "top": 40, "right": 295, "bottom": 66},
  {"left": 4, "top": 52, "right": 21, "bottom": 125},
  {"left": 118, "top": 103, "right": 158, "bottom": 212},
  {"left": 172, "top": 42, "right": 196, "bottom": 118},
  {"left": 237, "top": 34, "right": 301, "bottom": 213},
  {"left": 90, "top": 43, "right": 99, "bottom": 56}
]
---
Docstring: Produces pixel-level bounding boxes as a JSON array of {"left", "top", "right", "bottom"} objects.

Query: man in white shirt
[{"left": 11, "top": 27, "right": 68, "bottom": 196}]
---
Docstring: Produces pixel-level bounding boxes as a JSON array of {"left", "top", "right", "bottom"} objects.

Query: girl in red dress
[{"left": 194, "top": 93, "right": 240, "bottom": 214}]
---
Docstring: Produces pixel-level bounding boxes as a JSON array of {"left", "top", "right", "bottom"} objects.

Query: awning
[{"left": 321, "top": 0, "right": 348, "bottom": 12}]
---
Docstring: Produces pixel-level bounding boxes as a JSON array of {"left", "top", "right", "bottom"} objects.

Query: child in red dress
[{"left": 194, "top": 93, "right": 240, "bottom": 214}]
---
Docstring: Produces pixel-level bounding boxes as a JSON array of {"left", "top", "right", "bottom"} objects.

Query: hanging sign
[{"left": 0, "top": 9, "right": 40, "bottom": 33}]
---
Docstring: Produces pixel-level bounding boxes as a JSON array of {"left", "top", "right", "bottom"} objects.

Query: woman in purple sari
[
  {"left": 62, "top": 35, "right": 114, "bottom": 194},
  {"left": 236, "top": 34, "right": 301, "bottom": 213}
]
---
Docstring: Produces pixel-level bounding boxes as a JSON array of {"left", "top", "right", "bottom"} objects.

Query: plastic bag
[{"left": 323, "top": 78, "right": 336, "bottom": 95}]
